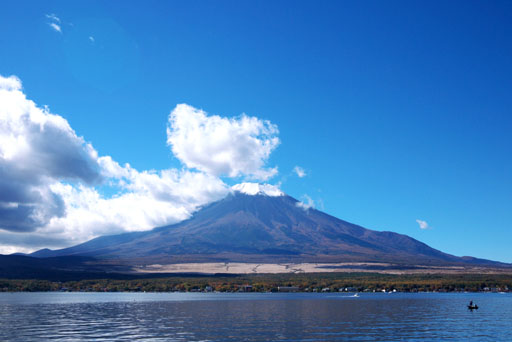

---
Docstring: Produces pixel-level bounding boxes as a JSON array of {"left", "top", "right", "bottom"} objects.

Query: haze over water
[{"left": 1, "top": 292, "right": 510, "bottom": 341}]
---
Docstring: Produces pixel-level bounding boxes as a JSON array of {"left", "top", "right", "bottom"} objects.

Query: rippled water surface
[{"left": 0, "top": 292, "right": 510, "bottom": 341}]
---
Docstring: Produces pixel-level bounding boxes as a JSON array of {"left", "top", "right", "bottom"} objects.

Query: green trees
[{"left": 0, "top": 273, "right": 511, "bottom": 292}]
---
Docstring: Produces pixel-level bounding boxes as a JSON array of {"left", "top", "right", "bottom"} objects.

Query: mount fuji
[{"left": 31, "top": 183, "right": 503, "bottom": 269}]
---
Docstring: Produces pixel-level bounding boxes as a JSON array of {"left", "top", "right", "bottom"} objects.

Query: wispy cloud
[
  {"left": 45, "top": 14, "right": 61, "bottom": 23},
  {"left": 296, "top": 194, "right": 315, "bottom": 210},
  {"left": 49, "top": 22, "right": 62, "bottom": 33},
  {"left": 89, "top": 36, "right": 95, "bottom": 43},
  {"left": 293, "top": 166, "right": 306, "bottom": 178},
  {"left": 46, "top": 13, "right": 62, "bottom": 33},
  {"left": 416, "top": 219, "right": 430, "bottom": 230}
]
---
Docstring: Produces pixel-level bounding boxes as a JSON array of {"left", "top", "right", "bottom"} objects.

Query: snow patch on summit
[{"left": 231, "top": 183, "right": 283, "bottom": 197}]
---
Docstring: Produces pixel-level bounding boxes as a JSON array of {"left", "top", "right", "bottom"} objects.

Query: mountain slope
[{"left": 32, "top": 190, "right": 500, "bottom": 266}]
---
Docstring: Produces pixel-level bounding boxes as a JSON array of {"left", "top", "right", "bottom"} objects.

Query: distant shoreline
[{"left": 1, "top": 272, "right": 511, "bottom": 293}]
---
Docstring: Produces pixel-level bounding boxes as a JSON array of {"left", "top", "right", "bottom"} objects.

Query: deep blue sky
[{"left": 1, "top": 1, "right": 511, "bottom": 262}]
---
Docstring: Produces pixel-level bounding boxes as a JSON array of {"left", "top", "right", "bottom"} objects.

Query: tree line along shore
[{"left": 1, "top": 273, "right": 511, "bottom": 293}]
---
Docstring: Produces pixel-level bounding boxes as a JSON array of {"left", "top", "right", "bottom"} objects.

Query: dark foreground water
[{"left": 0, "top": 292, "right": 510, "bottom": 341}]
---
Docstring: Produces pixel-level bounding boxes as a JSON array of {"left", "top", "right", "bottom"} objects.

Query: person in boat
[{"left": 469, "top": 300, "right": 473, "bottom": 306}]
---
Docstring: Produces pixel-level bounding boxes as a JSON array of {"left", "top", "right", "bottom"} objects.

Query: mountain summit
[
  {"left": 32, "top": 187, "right": 500, "bottom": 267},
  {"left": 231, "top": 182, "right": 283, "bottom": 196}
]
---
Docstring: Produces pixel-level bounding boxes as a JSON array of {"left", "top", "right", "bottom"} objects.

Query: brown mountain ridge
[{"left": 31, "top": 189, "right": 507, "bottom": 270}]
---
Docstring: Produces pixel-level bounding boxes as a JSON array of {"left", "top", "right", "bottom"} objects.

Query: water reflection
[{"left": 0, "top": 293, "right": 510, "bottom": 341}]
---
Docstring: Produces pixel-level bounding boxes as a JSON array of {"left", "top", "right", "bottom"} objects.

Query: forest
[{"left": 1, "top": 273, "right": 511, "bottom": 292}]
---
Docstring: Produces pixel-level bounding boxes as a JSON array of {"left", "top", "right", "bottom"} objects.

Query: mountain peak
[
  {"left": 231, "top": 182, "right": 283, "bottom": 197},
  {"left": 30, "top": 187, "right": 506, "bottom": 268}
]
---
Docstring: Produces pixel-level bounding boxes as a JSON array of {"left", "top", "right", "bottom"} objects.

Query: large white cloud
[
  {"left": 43, "top": 167, "right": 228, "bottom": 246},
  {"left": 167, "top": 104, "right": 280, "bottom": 181},
  {"left": 0, "top": 166, "right": 229, "bottom": 253},
  {"left": 0, "top": 75, "right": 281, "bottom": 253},
  {"left": 0, "top": 75, "right": 101, "bottom": 232}
]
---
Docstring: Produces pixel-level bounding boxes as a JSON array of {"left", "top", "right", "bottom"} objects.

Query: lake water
[{"left": 0, "top": 292, "right": 510, "bottom": 341}]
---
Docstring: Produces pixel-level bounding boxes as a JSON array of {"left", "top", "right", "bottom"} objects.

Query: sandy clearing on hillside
[{"left": 130, "top": 262, "right": 493, "bottom": 275}]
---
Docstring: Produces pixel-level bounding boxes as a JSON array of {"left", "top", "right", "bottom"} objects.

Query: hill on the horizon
[{"left": 31, "top": 185, "right": 505, "bottom": 268}]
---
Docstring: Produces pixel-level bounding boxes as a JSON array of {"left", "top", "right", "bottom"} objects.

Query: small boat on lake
[{"left": 468, "top": 301, "right": 478, "bottom": 310}]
